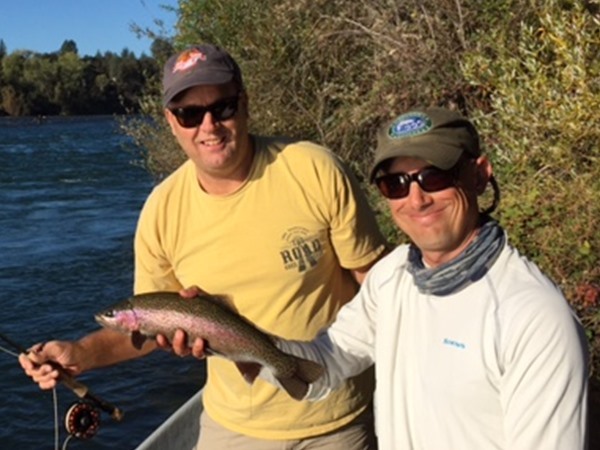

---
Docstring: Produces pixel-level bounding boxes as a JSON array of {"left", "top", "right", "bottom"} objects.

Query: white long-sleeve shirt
[{"left": 276, "top": 242, "right": 588, "bottom": 449}]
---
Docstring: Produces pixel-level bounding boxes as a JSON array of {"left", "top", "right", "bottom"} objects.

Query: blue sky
[{"left": 0, "top": 0, "right": 179, "bottom": 57}]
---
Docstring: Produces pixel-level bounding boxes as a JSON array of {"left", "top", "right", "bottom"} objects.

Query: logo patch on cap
[
  {"left": 388, "top": 112, "right": 432, "bottom": 139},
  {"left": 173, "top": 49, "right": 207, "bottom": 73}
]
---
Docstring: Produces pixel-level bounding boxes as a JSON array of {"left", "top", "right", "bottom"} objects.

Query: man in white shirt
[{"left": 263, "top": 107, "right": 589, "bottom": 449}]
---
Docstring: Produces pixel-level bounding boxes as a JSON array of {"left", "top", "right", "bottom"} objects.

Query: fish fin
[
  {"left": 276, "top": 376, "right": 309, "bottom": 401},
  {"left": 131, "top": 331, "right": 146, "bottom": 350},
  {"left": 235, "top": 362, "right": 262, "bottom": 384}
]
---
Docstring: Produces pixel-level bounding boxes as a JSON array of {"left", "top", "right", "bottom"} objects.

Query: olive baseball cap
[
  {"left": 370, "top": 107, "right": 480, "bottom": 181},
  {"left": 162, "top": 44, "right": 243, "bottom": 107}
]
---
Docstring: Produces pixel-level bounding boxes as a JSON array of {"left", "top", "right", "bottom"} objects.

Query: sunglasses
[
  {"left": 169, "top": 95, "right": 240, "bottom": 128},
  {"left": 375, "top": 165, "right": 459, "bottom": 199}
]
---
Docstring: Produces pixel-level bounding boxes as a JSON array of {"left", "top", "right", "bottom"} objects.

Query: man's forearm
[{"left": 77, "top": 328, "right": 157, "bottom": 372}]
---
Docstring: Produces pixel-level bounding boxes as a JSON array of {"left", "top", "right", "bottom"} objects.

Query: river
[{"left": 0, "top": 116, "right": 205, "bottom": 449}]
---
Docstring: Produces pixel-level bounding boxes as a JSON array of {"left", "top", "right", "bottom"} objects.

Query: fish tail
[
  {"left": 277, "top": 357, "right": 325, "bottom": 401},
  {"left": 295, "top": 357, "right": 324, "bottom": 384}
]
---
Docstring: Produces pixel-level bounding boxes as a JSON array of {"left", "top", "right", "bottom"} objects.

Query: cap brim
[
  {"left": 162, "top": 72, "right": 235, "bottom": 107},
  {"left": 370, "top": 139, "right": 463, "bottom": 181}
]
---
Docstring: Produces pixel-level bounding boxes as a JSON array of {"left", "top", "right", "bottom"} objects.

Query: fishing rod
[{"left": 0, "top": 332, "right": 124, "bottom": 446}]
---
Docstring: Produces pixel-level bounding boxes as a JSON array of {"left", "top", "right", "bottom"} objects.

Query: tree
[
  {"left": 1, "top": 51, "right": 31, "bottom": 115},
  {"left": 59, "top": 39, "right": 78, "bottom": 55},
  {"left": 22, "top": 53, "right": 60, "bottom": 114},
  {"left": 54, "top": 51, "right": 86, "bottom": 114},
  {"left": 1, "top": 85, "right": 26, "bottom": 116},
  {"left": 150, "top": 37, "right": 173, "bottom": 62}
]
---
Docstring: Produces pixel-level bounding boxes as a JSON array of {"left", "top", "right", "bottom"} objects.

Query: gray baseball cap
[
  {"left": 162, "top": 44, "right": 243, "bottom": 107},
  {"left": 370, "top": 108, "right": 480, "bottom": 181}
]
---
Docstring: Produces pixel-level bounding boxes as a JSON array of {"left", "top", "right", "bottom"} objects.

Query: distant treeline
[{"left": 0, "top": 38, "right": 173, "bottom": 116}]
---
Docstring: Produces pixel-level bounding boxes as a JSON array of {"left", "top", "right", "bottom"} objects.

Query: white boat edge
[{"left": 134, "top": 389, "right": 203, "bottom": 450}]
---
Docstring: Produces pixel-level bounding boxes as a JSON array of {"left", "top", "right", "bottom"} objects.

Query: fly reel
[{"left": 64, "top": 401, "right": 101, "bottom": 440}]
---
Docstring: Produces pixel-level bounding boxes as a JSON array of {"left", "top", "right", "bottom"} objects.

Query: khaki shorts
[{"left": 196, "top": 406, "right": 377, "bottom": 450}]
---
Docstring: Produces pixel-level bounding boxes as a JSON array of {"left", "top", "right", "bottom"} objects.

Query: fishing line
[
  {"left": 53, "top": 388, "right": 60, "bottom": 450},
  {"left": 0, "top": 342, "right": 19, "bottom": 358}
]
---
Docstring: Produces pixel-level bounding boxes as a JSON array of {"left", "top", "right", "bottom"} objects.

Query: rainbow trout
[{"left": 94, "top": 292, "right": 323, "bottom": 400}]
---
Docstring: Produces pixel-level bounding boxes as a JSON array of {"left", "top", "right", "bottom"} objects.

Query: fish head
[{"left": 94, "top": 300, "right": 140, "bottom": 333}]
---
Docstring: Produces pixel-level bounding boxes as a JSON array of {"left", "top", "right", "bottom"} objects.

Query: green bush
[{"left": 461, "top": 0, "right": 600, "bottom": 375}]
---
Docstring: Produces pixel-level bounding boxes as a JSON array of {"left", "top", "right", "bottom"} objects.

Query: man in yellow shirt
[{"left": 20, "top": 44, "right": 388, "bottom": 449}]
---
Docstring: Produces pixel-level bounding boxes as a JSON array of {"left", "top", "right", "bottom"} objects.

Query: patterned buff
[{"left": 407, "top": 219, "right": 506, "bottom": 296}]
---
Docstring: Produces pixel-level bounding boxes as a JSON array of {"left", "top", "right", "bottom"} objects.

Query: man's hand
[
  {"left": 19, "top": 340, "right": 82, "bottom": 390},
  {"left": 155, "top": 286, "right": 208, "bottom": 359}
]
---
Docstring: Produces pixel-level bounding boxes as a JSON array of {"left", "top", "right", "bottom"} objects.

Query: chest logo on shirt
[
  {"left": 280, "top": 227, "right": 323, "bottom": 273},
  {"left": 443, "top": 338, "right": 466, "bottom": 350}
]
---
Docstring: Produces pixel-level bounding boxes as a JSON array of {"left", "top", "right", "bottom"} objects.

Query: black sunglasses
[
  {"left": 375, "top": 165, "right": 459, "bottom": 199},
  {"left": 169, "top": 95, "right": 240, "bottom": 128}
]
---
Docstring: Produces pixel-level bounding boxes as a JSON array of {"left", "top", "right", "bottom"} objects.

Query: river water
[{"left": 0, "top": 116, "right": 205, "bottom": 449}]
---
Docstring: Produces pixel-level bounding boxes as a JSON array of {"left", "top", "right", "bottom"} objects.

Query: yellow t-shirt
[{"left": 134, "top": 136, "right": 387, "bottom": 440}]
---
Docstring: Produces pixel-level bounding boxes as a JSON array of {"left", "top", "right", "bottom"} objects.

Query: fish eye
[{"left": 104, "top": 310, "right": 115, "bottom": 318}]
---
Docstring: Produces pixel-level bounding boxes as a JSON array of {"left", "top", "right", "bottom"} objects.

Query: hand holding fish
[
  {"left": 156, "top": 329, "right": 208, "bottom": 359},
  {"left": 155, "top": 286, "right": 208, "bottom": 360},
  {"left": 18, "top": 288, "right": 324, "bottom": 401},
  {"left": 95, "top": 291, "right": 325, "bottom": 400}
]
